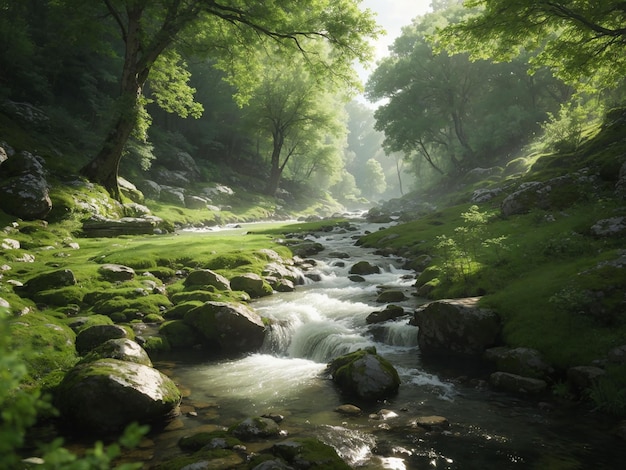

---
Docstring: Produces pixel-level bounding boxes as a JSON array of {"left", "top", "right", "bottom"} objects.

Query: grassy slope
[{"left": 359, "top": 110, "right": 626, "bottom": 373}]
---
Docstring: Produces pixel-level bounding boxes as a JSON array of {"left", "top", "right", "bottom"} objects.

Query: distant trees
[
  {"left": 366, "top": 4, "right": 569, "bottom": 179},
  {"left": 65, "top": 0, "right": 380, "bottom": 199},
  {"left": 244, "top": 49, "right": 347, "bottom": 196}
]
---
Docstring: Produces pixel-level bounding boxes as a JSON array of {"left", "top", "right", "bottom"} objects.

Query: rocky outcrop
[
  {"left": 82, "top": 215, "right": 163, "bottom": 237},
  {"left": 55, "top": 358, "right": 181, "bottom": 434},
  {"left": 327, "top": 348, "right": 400, "bottom": 401},
  {"left": 590, "top": 216, "right": 626, "bottom": 237},
  {"left": 0, "top": 150, "right": 52, "bottom": 220},
  {"left": 412, "top": 297, "right": 501, "bottom": 356},
  {"left": 484, "top": 347, "right": 554, "bottom": 380},
  {"left": 183, "top": 301, "right": 266, "bottom": 354},
  {"left": 18, "top": 269, "right": 77, "bottom": 296}
]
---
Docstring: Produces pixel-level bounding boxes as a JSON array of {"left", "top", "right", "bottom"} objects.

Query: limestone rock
[
  {"left": 327, "top": 348, "right": 400, "bottom": 401},
  {"left": 413, "top": 297, "right": 500, "bottom": 356},
  {"left": 55, "top": 358, "right": 181, "bottom": 434},
  {"left": 184, "top": 301, "right": 266, "bottom": 354},
  {"left": 490, "top": 371, "right": 547, "bottom": 394}
]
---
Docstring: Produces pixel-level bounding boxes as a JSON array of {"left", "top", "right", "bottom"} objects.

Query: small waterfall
[{"left": 381, "top": 321, "right": 419, "bottom": 348}]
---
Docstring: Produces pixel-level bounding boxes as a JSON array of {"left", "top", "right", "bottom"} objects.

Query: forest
[{"left": 1, "top": 0, "right": 626, "bottom": 468}]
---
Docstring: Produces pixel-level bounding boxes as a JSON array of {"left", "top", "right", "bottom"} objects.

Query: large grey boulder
[
  {"left": 230, "top": 416, "right": 281, "bottom": 440},
  {"left": 412, "top": 297, "right": 500, "bottom": 356},
  {"left": 327, "top": 348, "right": 400, "bottom": 401},
  {"left": 55, "top": 358, "right": 181, "bottom": 434},
  {"left": 184, "top": 301, "right": 266, "bottom": 354},
  {"left": 0, "top": 151, "right": 52, "bottom": 220}
]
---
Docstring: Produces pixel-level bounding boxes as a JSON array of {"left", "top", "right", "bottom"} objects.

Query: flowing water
[{"left": 147, "top": 220, "right": 624, "bottom": 469}]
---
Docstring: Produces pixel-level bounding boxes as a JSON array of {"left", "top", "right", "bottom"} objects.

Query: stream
[{"left": 145, "top": 219, "right": 623, "bottom": 469}]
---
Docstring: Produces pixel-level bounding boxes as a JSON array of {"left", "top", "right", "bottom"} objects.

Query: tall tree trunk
[{"left": 265, "top": 130, "right": 285, "bottom": 196}]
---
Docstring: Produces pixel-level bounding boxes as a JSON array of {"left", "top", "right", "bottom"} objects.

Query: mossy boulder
[
  {"left": 32, "top": 286, "right": 84, "bottom": 306},
  {"left": 230, "top": 273, "right": 273, "bottom": 298},
  {"left": 327, "top": 348, "right": 400, "bottom": 401},
  {"left": 19, "top": 269, "right": 77, "bottom": 296},
  {"left": 75, "top": 324, "right": 130, "bottom": 355},
  {"left": 413, "top": 297, "right": 501, "bottom": 356},
  {"left": 268, "top": 438, "right": 350, "bottom": 469},
  {"left": 80, "top": 338, "right": 153, "bottom": 366},
  {"left": 484, "top": 347, "right": 554, "bottom": 380},
  {"left": 183, "top": 301, "right": 266, "bottom": 354},
  {"left": 178, "top": 431, "right": 242, "bottom": 452},
  {"left": 183, "top": 268, "right": 231, "bottom": 291},
  {"left": 349, "top": 261, "right": 380, "bottom": 275},
  {"left": 159, "top": 320, "right": 202, "bottom": 349},
  {"left": 55, "top": 358, "right": 181, "bottom": 434},
  {"left": 230, "top": 416, "right": 281, "bottom": 440}
]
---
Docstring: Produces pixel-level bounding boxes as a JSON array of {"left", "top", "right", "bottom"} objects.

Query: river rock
[
  {"left": 408, "top": 415, "right": 449, "bottom": 431},
  {"left": 75, "top": 324, "right": 130, "bottom": 355},
  {"left": 335, "top": 404, "right": 362, "bottom": 415},
  {"left": 80, "top": 338, "right": 153, "bottom": 366},
  {"left": 366, "top": 305, "right": 405, "bottom": 324},
  {"left": 55, "top": 358, "right": 181, "bottom": 434},
  {"left": 183, "top": 301, "right": 266, "bottom": 354},
  {"left": 262, "top": 261, "right": 304, "bottom": 285},
  {"left": 376, "top": 290, "right": 407, "bottom": 303},
  {"left": 231, "top": 417, "right": 281, "bottom": 440},
  {"left": 349, "top": 261, "right": 380, "bottom": 275},
  {"left": 327, "top": 348, "right": 400, "bottom": 401},
  {"left": 289, "top": 241, "right": 325, "bottom": 257},
  {"left": 99, "top": 263, "right": 135, "bottom": 282},
  {"left": 271, "top": 439, "right": 350, "bottom": 469},
  {"left": 230, "top": 273, "right": 273, "bottom": 298},
  {"left": 567, "top": 365, "right": 606, "bottom": 391},
  {"left": 490, "top": 371, "right": 547, "bottom": 394},
  {"left": 484, "top": 347, "right": 554, "bottom": 380},
  {"left": 184, "top": 268, "right": 231, "bottom": 291},
  {"left": 413, "top": 297, "right": 501, "bottom": 356}
]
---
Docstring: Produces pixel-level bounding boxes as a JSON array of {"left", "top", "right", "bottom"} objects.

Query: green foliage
[
  {"left": 536, "top": 101, "right": 601, "bottom": 153},
  {"left": 588, "top": 366, "right": 626, "bottom": 416},
  {"left": 437, "top": 0, "right": 626, "bottom": 91}
]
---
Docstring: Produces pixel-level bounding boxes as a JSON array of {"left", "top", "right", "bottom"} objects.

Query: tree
[
  {"left": 362, "top": 158, "right": 387, "bottom": 199},
  {"left": 75, "top": 0, "right": 379, "bottom": 199},
  {"left": 366, "top": 4, "right": 567, "bottom": 178},
  {"left": 437, "top": 1, "right": 626, "bottom": 91},
  {"left": 245, "top": 48, "right": 348, "bottom": 195}
]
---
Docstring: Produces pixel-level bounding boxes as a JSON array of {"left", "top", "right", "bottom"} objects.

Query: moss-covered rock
[
  {"left": 183, "top": 301, "right": 265, "bottom": 354},
  {"left": 230, "top": 416, "right": 280, "bottom": 440},
  {"left": 269, "top": 438, "right": 351, "bottom": 469},
  {"left": 75, "top": 324, "right": 130, "bottom": 355},
  {"left": 55, "top": 358, "right": 181, "bottom": 434},
  {"left": 79, "top": 338, "right": 153, "bottom": 366},
  {"left": 229, "top": 273, "right": 273, "bottom": 298},
  {"left": 184, "top": 268, "right": 231, "bottom": 291},
  {"left": 327, "top": 348, "right": 400, "bottom": 401},
  {"left": 159, "top": 320, "right": 201, "bottom": 349}
]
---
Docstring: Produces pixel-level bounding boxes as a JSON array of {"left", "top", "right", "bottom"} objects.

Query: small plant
[{"left": 588, "top": 366, "right": 626, "bottom": 416}]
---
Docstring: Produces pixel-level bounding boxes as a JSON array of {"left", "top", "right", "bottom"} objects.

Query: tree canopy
[{"left": 437, "top": 0, "right": 626, "bottom": 90}]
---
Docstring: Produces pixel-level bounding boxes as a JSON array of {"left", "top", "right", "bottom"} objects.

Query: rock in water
[
  {"left": 56, "top": 359, "right": 181, "bottom": 434},
  {"left": 327, "top": 348, "right": 400, "bottom": 401}
]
